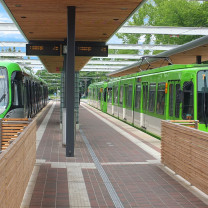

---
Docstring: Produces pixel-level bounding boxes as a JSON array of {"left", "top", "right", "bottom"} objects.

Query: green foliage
[
  {"left": 80, "top": 71, "right": 108, "bottom": 82},
  {"left": 80, "top": 71, "right": 109, "bottom": 96},
  {"left": 36, "top": 69, "right": 61, "bottom": 94},
  {"left": 117, "top": 0, "right": 208, "bottom": 47}
]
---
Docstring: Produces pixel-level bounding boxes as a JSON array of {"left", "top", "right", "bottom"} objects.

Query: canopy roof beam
[{"left": 118, "top": 26, "right": 208, "bottom": 36}]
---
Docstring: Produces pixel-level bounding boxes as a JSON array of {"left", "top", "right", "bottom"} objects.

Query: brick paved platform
[{"left": 21, "top": 101, "right": 208, "bottom": 208}]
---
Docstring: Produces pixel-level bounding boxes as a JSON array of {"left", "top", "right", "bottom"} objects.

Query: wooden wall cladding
[
  {"left": 0, "top": 119, "right": 36, "bottom": 208},
  {"left": 161, "top": 121, "right": 208, "bottom": 195}
]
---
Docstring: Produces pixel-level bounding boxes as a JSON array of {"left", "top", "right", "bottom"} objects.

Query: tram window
[
  {"left": 169, "top": 84, "right": 174, "bottom": 117},
  {"left": 125, "top": 85, "right": 132, "bottom": 108},
  {"left": 11, "top": 71, "right": 23, "bottom": 107},
  {"left": 135, "top": 84, "right": 141, "bottom": 110},
  {"left": 103, "top": 88, "right": 107, "bottom": 102},
  {"left": 125, "top": 85, "right": 128, "bottom": 106},
  {"left": 98, "top": 91, "right": 101, "bottom": 100},
  {"left": 108, "top": 88, "right": 112, "bottom": 103},
  {"left": 89, "top": 89, "right": 91, "bottom": 98},
  {"left": 23, "top": 83, "right": 28, "bottom": 116},
  {"left": 148, "top": 83, "right": 156, "bottom": 112},
  {"left": 88, "top": 89, "right": 90, "bottom": 98},
  {"left": 97, "top": 88, "right": 100, "bottom": 100},
  {"left": 143, "top": 84, "right": 148, "bottom": 111},
  {"left": 182, "top": 81, "right": 193, "bottom": 120},
  {"left": 13, "top": 83, "right": 19, "bottom": 106},
  {"left": 93, "top": 89, "right": 95, "bottom": 99},
  {"left": 197, "top": 71, "right": 208, "bottom": 124},
  {"left": 96, "top": 88, "right": 103, "bottom": 100},
  {"left": 0, "top": 67, "right": 9, "bottom": 112},
  {"left": 156, "top": 83, "right": 166, "bottom": 115},
  {"left": 113, "top": 86, "right": 118, "bottom": 105},
  {"left": 119, "top": 86, "right": 123, "bottom": 105},
  {"left": 175, "top": 84, "right": 181, "bottom": 118}
]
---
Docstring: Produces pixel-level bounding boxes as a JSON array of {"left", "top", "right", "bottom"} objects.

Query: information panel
[
  {"left": 62, "top": 43, "right": 108, "bottom": 57},
  {"left": 26, "top": 44, "right": 60, "bottom": 56},
  {"left": 75, "top": 45, "right": 108, "bottom": 57}
]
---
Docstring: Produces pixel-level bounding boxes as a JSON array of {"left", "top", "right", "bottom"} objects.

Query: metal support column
[
  {"left": 75, "top": 72, "right": 79, "bottom": 129},
  {"left": 0, "top": 118, "right": 2, "bottom": 152},
  {"left": 60, "top": 55, "right": 66, "bottom": 124},
  {"left": 66, "top": 6, "right": 75, "bottom": 157},
  {"left": 62, "top": 55, "right": 67, "bottom": 144}
]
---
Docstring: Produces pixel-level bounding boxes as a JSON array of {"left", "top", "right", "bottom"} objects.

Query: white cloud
[
  {"left": 0, "top": 31, "right": 21, "bottom": 35},
  {"left": 0, "top": 13, "right": 12, "bottom": 23},
  {"left": 138, "top": 35, "right": 146, "bottom": 44}
]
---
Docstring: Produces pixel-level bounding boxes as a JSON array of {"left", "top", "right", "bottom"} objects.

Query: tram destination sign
[{"left": 26, "top": 43, "right": 61, "bottom": 56}]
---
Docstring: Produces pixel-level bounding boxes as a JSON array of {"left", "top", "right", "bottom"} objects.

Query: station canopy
[{"left": 2, "top": 0, "right": 145, "bottom": 73}]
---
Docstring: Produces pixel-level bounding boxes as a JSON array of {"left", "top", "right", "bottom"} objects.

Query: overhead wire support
[{"left": 137, "top": 56, "right": 173, "bottom": 71}]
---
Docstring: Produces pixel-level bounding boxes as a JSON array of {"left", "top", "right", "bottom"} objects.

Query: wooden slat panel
[
  {"left": 2, "top": 129, "right": 23, "bottom": 133},
  {"left": 2, "top": 133, "right": 19, "bottom": 136},
  {"left": 1, "top": 119, "right": 30, "bottom": 150},
  {"left": 2, "top": 123, "right": 28, "bottom": 127},
  {"left": 3, "top": 118, "right": 29, "bottom": 121},
  {"left": 161, "top": 120, "right": 208, "bottom": 195},
  {"left": 2, "top": 136, "right": 18, "bottom": 139},
  {"left": 2, "top": 127, "right": 24, "bottom": 130},
  {"left": 0, "top": 117, "right": 36, "bottom": 208}
]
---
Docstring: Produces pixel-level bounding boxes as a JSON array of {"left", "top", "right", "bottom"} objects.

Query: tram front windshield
[
  {"left": 197, "top": 70, "right": 208, "bottom": 125},
  {"left": 0, "top": 67, "right": 8, "bottom": 114}
]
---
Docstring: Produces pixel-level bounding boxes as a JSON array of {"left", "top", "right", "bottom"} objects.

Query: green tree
[
  {"left": 117, "top": 0, "right": 208, "bottom": 49},
  {"left": 36, "top": 69, "right": 61, "bottom": 95}
]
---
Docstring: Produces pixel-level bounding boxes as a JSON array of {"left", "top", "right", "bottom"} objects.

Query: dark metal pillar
[
  {"left": 63, "top": 55, "right": 67, "bottom": 108},
  {"left": 84, "top": 79, "right": 88, "bottom": 97},
  {"left": 66, "top": 6, "right": 76, "bottom": 157}
]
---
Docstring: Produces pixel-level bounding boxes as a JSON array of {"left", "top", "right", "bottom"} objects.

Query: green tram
[
  {"left": 88, "top": 64, "right": 208, "bottom": 136},
  {"left": 0, "top": 62, "right": 48, "bottom": 119}
]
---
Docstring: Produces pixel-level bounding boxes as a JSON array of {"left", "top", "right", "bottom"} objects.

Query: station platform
[{"left": 21, "top": 100, "right": 208, "bottom": 208}]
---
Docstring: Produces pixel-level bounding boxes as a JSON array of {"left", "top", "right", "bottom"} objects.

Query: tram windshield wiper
[
  {"left": 203, "top": 76, "right": 208, "bottom": 127},
  {"left": 0, "top": 93, "right": 6, "bottom": 103}
]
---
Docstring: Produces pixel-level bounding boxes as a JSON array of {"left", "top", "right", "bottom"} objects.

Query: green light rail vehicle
[
  {"left": 0, "top": 62, "right": 48, "bottom": 119},
  {"left": 88, "top": 58, "right": 208, "bottom": 137}
]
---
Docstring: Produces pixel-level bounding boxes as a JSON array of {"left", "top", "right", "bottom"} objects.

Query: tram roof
[{"left": 2, "top": 0, "right": 145, "bottom": 73}]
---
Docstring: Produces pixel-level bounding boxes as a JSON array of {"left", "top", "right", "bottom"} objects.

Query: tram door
[
  {"left": 101, "top": 87, "right": 107, "bottom": 113},
  {"left": 168, "top": 80, "right": 181, "bottom": 120},
  {"left": 141, "top": 82, "right": 148, "bottom": 129}
]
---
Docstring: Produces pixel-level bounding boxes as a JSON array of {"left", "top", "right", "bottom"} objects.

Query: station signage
[
  {"left": 26, "top": 41, "right": 108, "bottom": 57},
  {"left": 63, "top": 41, "right": 108, "bottom": 57},
  {"left": 75, "top": 45, "right": 108, "bottom": 57},
  {"left": 26, "top": 43, "right": 61, "bottom": 56}
]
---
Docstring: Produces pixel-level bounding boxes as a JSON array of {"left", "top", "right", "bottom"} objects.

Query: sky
[
  {"left": 0, "top": 3, "right": 26, "bottom": 42},
  {"left": 0, "top": 3, "right": 45, "bottom": 72}
]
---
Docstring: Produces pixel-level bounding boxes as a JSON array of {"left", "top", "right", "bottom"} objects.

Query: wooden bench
[
  {"left": 170, "top": 120, "right": 198, "bottom": 129},
  {"left": 0, "top": 118, "right": 31, "bottom": 151}
]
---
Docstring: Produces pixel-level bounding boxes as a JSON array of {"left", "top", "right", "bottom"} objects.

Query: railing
[
  {"left": 0, "top": 118, "right": 36, "bottom": 207},
  {"left": 161, "top": 120, "right": 208, "bottom": 195}
]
